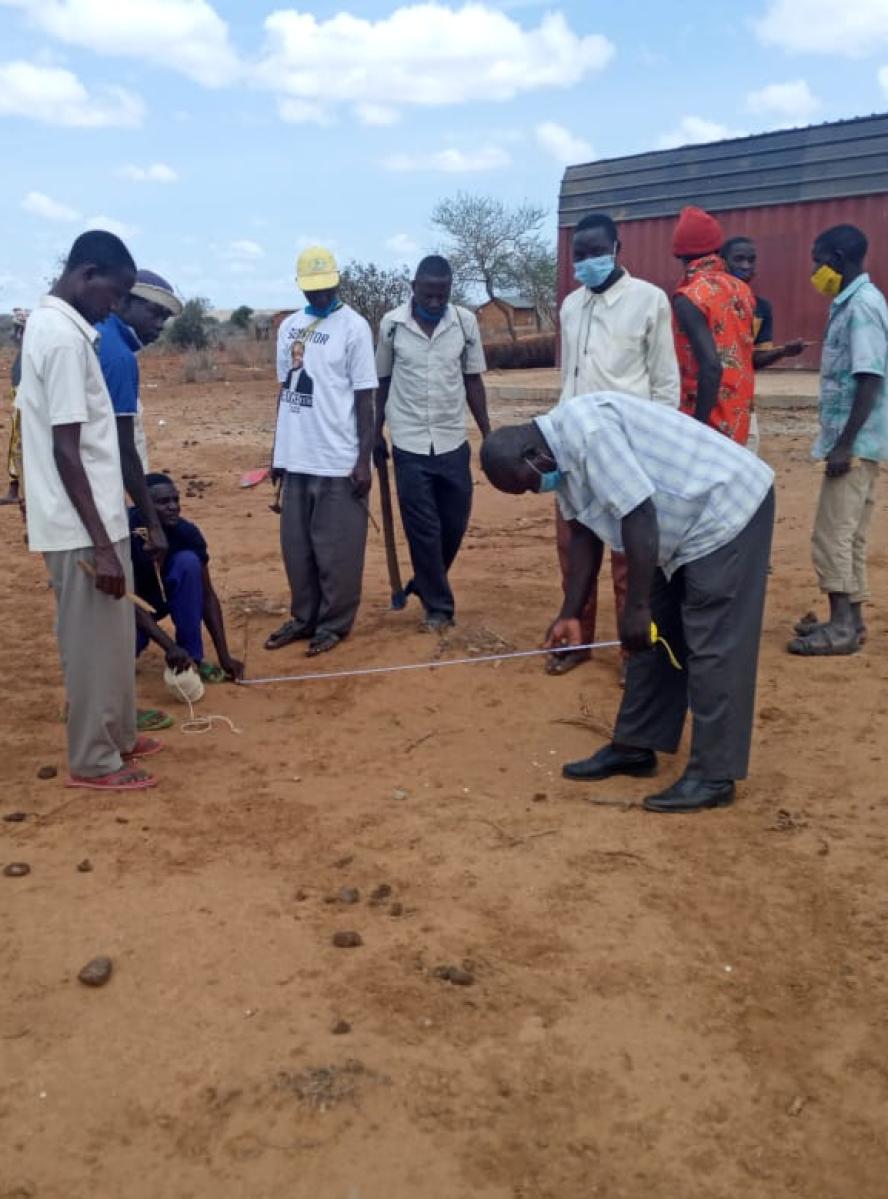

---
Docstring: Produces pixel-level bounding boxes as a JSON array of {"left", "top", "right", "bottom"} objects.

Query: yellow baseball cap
[{"left": 295, "top": 245, "right": 340, "bottom": 292}]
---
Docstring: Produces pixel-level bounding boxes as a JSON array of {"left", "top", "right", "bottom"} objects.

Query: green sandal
[
  {"left": 137, "top": 708, "right": 174, "bottom": 732},
  {"left": 197, "top": 662, "right": 228, "bottom": 684}
]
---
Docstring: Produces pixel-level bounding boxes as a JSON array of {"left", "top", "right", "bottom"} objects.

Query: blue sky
[{"left": 2, "top": 0, "right": 887, "bottom": 309}]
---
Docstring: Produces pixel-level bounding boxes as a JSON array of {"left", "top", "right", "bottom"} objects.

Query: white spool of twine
[
  {"left": 163, "top": 665, "right": 205, "bottom": 703},
  {"left": 163, "top": 665, "right": 242, "bottom": 737}
]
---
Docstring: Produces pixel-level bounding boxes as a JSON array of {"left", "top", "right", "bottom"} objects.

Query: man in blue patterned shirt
[
  {"left": 789, "top": 225, "right": 888, "bottom": 657},
  {"left": 480, "top": 393, "right": 775, "bottom": 813}
]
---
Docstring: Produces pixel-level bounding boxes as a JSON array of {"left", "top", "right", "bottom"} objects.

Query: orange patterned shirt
[{"left": 674, "top": 255, "right": 755, "bottom": 444}]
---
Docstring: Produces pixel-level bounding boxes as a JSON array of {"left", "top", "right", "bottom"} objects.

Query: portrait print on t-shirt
[{"left": 282, "top": 339, "right": 314, "bottom": 412}]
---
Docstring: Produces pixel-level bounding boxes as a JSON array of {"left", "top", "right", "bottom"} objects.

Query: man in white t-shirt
[
  {"left": 265, "top": 246, "right": 378, "bottom": 657},
  {"left": 16, "top": 231, "right": 160, "bottom": 791}
]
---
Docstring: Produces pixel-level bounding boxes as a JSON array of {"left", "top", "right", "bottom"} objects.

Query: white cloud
[
  {"left": 535, "top": 121, "right": 593, "bottom": 165},
  {"left": 657, "top": 116, "right": 746, "bottom": 151},
  {"left": 84, "top": 215, "right": 139, "bottom": 240},
  {"left": 746, "top": 80, "right": 819, "bottom": 122},
  {"left": 879, "top": 66, "right": 888, "bottom": 98},
  {"left": 256, "top": 6, "right": 613, "bottom": 123},
  {"left": 385, "top": 232, "right": 420, "bottom": 258},
  {"left": 755, "top": 0, "right": 888, "bottom": 56},
  {"left": 0, "top": 60, "right": 143, "bottom": 126},
  {"left": 21, "top": 190, "right": 81, "bottom": 222},
  {"left": 119, "top": 162, "right": 178, "bottom": 183},
  {"left": 0, "top": 0, "right": 239, "bottom": 87},
  {"left": 277, "top": 97, "right": 332, "bottom": 125},
  {"left": 355, "top": 103, "right": 400, "bottom": 127},
  {"left": 228, "top": 239, "right": 264, "bottom": 260},
  {"left": 383, "top": 145, "right": 512, "bottom": 173}
]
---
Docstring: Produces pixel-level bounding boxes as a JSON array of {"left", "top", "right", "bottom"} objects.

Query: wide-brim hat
[{"left": 131, "top": 269, "right": 183, "bottom": 317}]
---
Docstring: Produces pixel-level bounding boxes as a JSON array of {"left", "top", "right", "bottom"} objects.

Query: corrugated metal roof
[{"left": 559, "top": 113, "right": 888, "bottom": 226}]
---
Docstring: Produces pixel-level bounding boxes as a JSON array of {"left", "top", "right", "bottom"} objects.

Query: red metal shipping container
[
  {"left": 557, "top": 195, "right": 888, "bottom": 371},
  {"left": 557, "top": 116, "right": 888, "bottom": 371}
]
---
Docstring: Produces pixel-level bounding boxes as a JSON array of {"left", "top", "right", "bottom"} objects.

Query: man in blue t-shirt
[
  {"left": 96, "top": 269, "right": 182, "bottom": 558},
  {"left": 132, "top": 473, "right": 244, "bottom": 681}
]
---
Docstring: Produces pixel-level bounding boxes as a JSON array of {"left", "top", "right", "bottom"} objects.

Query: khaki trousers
[
  {"left": 44, "top": 538, "right": 137, "bottom": 778},
  {"left": 811, "top": 460, "right": 879, "bottom": 603}
]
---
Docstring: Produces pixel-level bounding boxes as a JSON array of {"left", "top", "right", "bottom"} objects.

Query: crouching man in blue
[
  {"left": 480, "top": 393, "right": 775, "bottom": 813},
  {"left": 132, "top": 473, "right": 244, "bottom": 682}
]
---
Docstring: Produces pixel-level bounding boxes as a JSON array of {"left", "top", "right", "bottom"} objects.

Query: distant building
[
  {"left": 558, "top": 113, "right": 888, "bottom": 369},
  {"left": 474, "top": 295, "right": 542, "bottom": 340}
]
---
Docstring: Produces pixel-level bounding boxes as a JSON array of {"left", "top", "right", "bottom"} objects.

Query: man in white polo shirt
[
  {"left": 17, "top": 230, "right": 159, "bottom": 791},
  {"left": 374, "top": 255, "right": 488, "bottom": 630},
  {"left": 265, "top": 246, "right": 378, "bottom": 658},
  {"left": 550, "top": 211, "right": 680, "bottom": 676}
]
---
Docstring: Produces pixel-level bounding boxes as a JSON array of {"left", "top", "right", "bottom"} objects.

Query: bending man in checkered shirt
[{"left": 480, "top": 392, "right": 775, "bottom": 814}]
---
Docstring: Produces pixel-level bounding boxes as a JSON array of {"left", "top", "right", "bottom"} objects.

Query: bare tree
[
  {"left": 431, "top": 192, "right": 548, "bottom": 341},
  {"left": 512, "top": 238, "right": 558, "bottom": 331},
  {"left": 339, "top": 260, "right": 412, "bottom": 339}
]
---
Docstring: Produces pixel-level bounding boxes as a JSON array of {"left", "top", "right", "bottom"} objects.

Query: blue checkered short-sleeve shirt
[
  {"left": 536, "top": 393, "right": 774, "bottom": 578},
  {"left": 813, "top": 274, "right": 888, "bottom": 462}
]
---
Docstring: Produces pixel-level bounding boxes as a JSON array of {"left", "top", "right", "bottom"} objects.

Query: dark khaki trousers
[
  {"left": 280, "top": 472, "right": 368, "bottom": 640},
  {"left": 614, "top": 489, "right": 775, "bottom": 781}
]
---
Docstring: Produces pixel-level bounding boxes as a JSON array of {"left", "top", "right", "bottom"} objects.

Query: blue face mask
[
  {"left": 537, "top": 469, "right": 564, "bottom": 493},
  {"left": 414, "top": 301, "right": 446, "bottom": 325},
  {"left": 574, "top": 254, "right": 616, "bottom": 290},
  {"left": 304, "top": 298, "right": 342, "bottom": 319}
]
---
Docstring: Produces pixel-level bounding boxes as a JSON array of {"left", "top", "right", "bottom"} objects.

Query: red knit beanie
[{"left": 672, "top": 206, "right": 724, "bottom": 257}]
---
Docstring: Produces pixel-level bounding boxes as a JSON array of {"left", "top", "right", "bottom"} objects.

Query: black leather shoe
[
  {"left": 643, "top": 775, "right": 735, "bottom": 813},
  {"left": 562, "top": 743, "right": 657, "bottom": 781}
]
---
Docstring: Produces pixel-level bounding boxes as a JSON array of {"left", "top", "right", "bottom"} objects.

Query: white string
[
  {"left": 169, "top": 674, "right": 243, "bottom": 736},
  {"left": 237, "top": 638, "right": 621, "bottom": 688}
]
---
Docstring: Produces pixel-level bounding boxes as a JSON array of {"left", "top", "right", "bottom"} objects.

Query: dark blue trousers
[
  {"left": 135, "top": 549, "right": 205, "bottom": 662},
  {"left": 393, "top": 441, "right": 473, "bottom": 619}
]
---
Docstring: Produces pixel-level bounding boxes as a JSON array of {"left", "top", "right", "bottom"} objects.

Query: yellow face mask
[{"left": 811, "top": 263, "right": 843, "bottom": 299}]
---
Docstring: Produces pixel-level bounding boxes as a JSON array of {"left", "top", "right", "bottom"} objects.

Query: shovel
[{"left": 376, "top": 455, "right": 409, "bottom": 610}]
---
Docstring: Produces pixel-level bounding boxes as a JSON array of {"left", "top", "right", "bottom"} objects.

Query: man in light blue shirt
[
  {"left": 789, "top": 224, "right": 887, "bottom": 657},
  {"left": 480, "top": 393, "right": 775, "bottom": 813}
]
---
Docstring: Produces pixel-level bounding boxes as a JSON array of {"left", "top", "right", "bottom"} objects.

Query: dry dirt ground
[{"left": 2, "top": 349, "right": 888, "bottom": 1199}]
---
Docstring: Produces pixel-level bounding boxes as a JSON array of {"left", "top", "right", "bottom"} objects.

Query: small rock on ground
[
  {"left": 3, "top": 862, "right": 31, "bottom": 878},
  {"left": 78, "top": 956, "right": 113, "bottom": 987},
  {"left": 433, "top": 965, "right": 474, "bottom": 986},
  {"left": 37, "top": 766, "right": 58, "bottom": 780},
  {"left": 332, "top": 931, "right": 363, "bottom": 949}
]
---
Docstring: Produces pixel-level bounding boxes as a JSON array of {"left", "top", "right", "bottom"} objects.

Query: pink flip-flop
[
  {"left": 67, "top": 766, "right": 157, "bottom": 791},
  {"left": 239, "top": 467, "right": 270, "bottom": 489},
  {"left": 122, "top": 736, "right": 164, "bottom": 760}
]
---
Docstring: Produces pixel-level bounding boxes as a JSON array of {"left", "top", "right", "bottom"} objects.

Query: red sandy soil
[{"left": 2, "top": 348, "right": 887, "bottom": 1199}]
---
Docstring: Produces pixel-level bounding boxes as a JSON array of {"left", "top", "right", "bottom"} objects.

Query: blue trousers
[
  {"left": 136, "top": 549, "right": 205, "bottom": 662},
  {"left": 393, "top": 441, "right": 473, "bottom": 619}
]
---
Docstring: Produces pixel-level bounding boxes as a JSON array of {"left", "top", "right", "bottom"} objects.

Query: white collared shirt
[
  {"left": 16, "top": 296, "right": 128, "bottom": 552},
  {"left": 376, "top": 302, "right": 486, "bottom": 454},
  {"left": 559, "top": 271, "right": 680, "bottom": 407}
]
